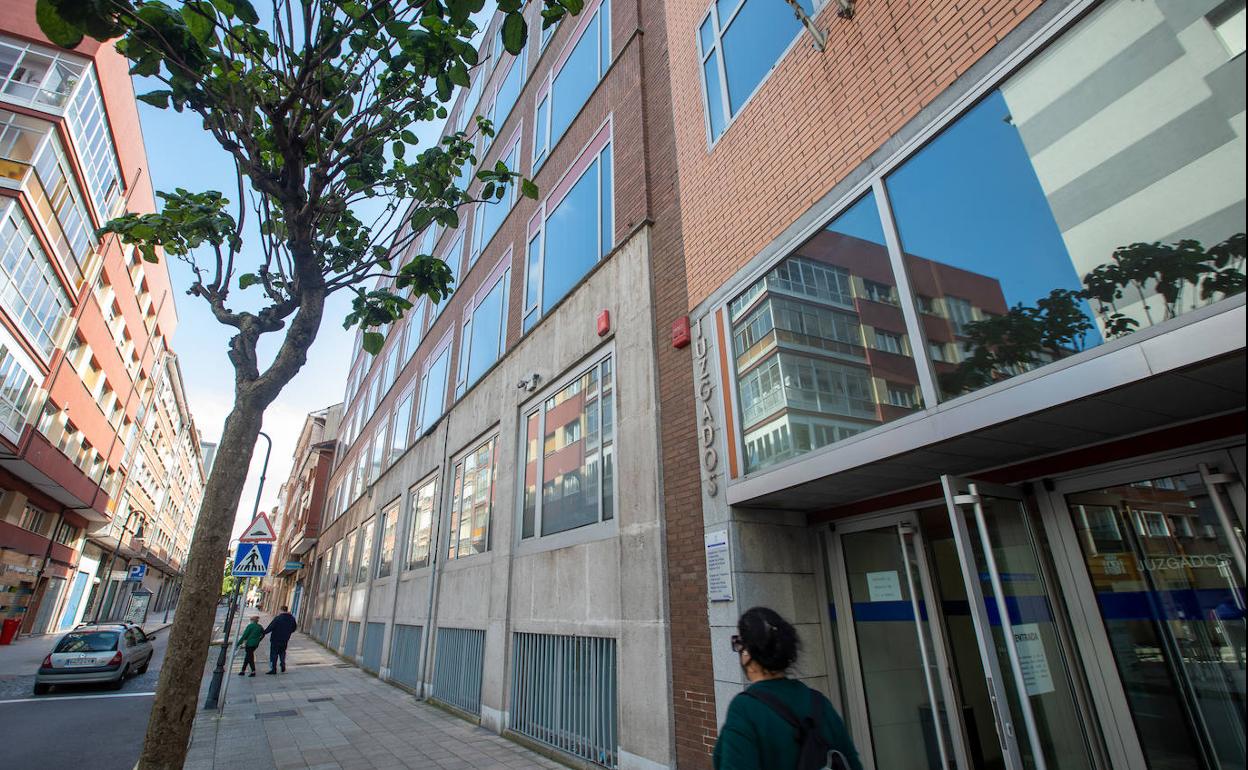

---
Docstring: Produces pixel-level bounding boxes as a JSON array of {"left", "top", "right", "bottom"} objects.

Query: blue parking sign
[
  {"left": 126, "top": 564, "right": 147, "bottom": 582},
  {"left": 232, "top": 542, "right": 272, "bottom": 576}
]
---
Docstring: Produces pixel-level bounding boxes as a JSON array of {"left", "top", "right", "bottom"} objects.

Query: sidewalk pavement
[
  {"left": 0, "top": 611, "right": 175, "bottom": 679},
  {"left": 187, "top": 622, "right": 563, "bottom": 770}
]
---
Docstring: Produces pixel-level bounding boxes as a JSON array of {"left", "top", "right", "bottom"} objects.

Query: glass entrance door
[
  {"left": 942, "top": 477, "right": 1095, "bottom": 770},
  {"left": 1058, "top": 463, "right": 1246, "bottom": 770},
  {"left": 831, "top": 513, "right": 969, "bottom": 770}
]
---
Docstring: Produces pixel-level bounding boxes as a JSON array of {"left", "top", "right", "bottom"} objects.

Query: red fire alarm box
[
  {"left": 671, "top": 316, "right": 691, "bottom": 348},
  {"left": 597, "top": 310, "right": 611, "bottom": 336}
]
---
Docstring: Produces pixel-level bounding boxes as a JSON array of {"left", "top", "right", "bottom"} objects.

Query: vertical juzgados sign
[{"left": 694, "top": 319, "right": 720, "bottom": 498}]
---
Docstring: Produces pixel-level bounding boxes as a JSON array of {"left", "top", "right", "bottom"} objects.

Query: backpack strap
[{"left": 741, "top": 688, "right": 804, "bottom": 733}]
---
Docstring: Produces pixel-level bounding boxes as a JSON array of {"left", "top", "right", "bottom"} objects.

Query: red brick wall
[
  {"left": 655, "top": 0, "right": 1049, "bottom": 764},
  {"left": 636, "top": 0, "right": 718, "bottom": 763},
  {"left": 662, "top": 0, "right": 1045, "bottom": 310}
]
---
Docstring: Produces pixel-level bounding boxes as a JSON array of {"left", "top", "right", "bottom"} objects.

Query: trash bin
[{"left": 0, "top": 617, "right": 21, "bottom": 645}]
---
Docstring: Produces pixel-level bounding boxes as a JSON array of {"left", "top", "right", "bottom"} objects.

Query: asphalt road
[{"left": 0, "top": 629, "right": 171, "bottom": 770}]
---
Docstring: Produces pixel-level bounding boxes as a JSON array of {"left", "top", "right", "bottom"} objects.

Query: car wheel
[
  {"left": 32, "top": 683, "right": 50, "bottom": 695},
  {"left": 137, "top": 656, "right": 150, "bottom": 675},
  {"left": 109, "top": 666, "right": 128, "bottom": 690}
]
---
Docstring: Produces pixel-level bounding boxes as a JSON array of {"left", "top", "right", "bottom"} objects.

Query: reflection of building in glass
[
  {"left": 1001, "top": 0, "right": 1246, "bottom": 336},
  {"left": 522, "top": 358, "right": 614, "bottom": 537},
  {"left": 731, "top": 230, "right": 1008, "bottom": 473}
]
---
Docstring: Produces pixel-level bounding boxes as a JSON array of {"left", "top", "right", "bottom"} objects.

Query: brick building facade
[{"left": 294, "top": 0, "right": 1244, "bottom": 768}]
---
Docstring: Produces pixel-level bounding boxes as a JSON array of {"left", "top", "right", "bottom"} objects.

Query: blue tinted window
[
  {"left": 533, "top": 96, "right": 550, "bottom": 166},
  {"left": 720, "top": 0, "right": 805, "bottom": 113},
  {"left": 549, "top": 0, "right": 609, "bottom": 150},
  {"left": 699, "top": 0, "right": 811, "bottom": 140},
  {"left": 599, "top": 144, "right": 613, "bottom": 255},
  {"left": 543, "top": 155, "right": 602, "bottom": 314},
  {"left": 525, "top": 233, "right": 542, "bottom": 311},
  {"left": 703, "top": 52, "right": 726, "bottom": 140},
  {"left": 419, "top": 347, "right": 450, "bottom": 431},
  {"left": 467, "top": 276, "right": 507, "bottom": 386},
  {"left": 886, "top": 90, "right": 1103, "bottom": 399},
  {"left": 492, "top": 52, "right": 525, "bottom": 131}
]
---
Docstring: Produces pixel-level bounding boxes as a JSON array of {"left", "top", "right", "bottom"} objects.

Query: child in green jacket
[{"left": 237, "top": 615, "right": 265, "bottom": 677}]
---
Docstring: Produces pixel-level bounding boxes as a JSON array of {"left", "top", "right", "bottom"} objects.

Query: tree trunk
[{"left": 137, "top": 396, "right": 265, "bottom": 769}]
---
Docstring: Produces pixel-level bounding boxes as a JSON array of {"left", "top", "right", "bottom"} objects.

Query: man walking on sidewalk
[
  {"left": 237, "top": 615, "right": 264, "bottom": 677},
  {"left": 264, "top": 606, "right": 298, "bottom": 674}
]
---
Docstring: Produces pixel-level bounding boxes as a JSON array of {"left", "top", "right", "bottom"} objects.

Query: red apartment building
[
  {"left": 0, "top": 3, "right": 203, "bottom": 637},
  {"left": 265, "top": 403, "right": 342, "bottom": 625}
]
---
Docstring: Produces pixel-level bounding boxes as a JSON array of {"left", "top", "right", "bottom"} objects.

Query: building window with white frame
[
  {"left": 697, "top": 0, "right": 816, "bottom": 142},
  {"left": 0, "top": 201, "right": 73, "bottom": 357},
  {"left": 521, "top": 355, "right": 614, "bottom": 538},
  {"left": 471, "top": 134, "right": 522, "bottom": 264},
  {"left": 389, "top": 391, "right": 413, "bottom": 465},
  {"left": 418, "top": 342, "right": 452, "bottom": 434},
  {"left": 523, "top": 130, "right": 613, "bottom": 332},
  {"left": 455, "top": 260, "right": 510, "bottom": 398},
  {"left": 405, "top": 476, "right": 437, "bottom": 570},
  {"left": 447, "top": 435, "right": 497, "bottom": 559},
  {"left": 531, "top": 0, "right": 611, "bottom": 169},
  {"left": 375, "top": 502, "right": 398, "bottom": 579},
  {"left": 355, "top": 518, "right": 374, "bottom": 584}
]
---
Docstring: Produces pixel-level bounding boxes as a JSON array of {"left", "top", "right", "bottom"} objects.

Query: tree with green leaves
[
  {"left": 36, "top": 1, "right": 578, "bottom": 766},
  {"left": 941, "top": 233, "right": 1244, "bottom": 395}
]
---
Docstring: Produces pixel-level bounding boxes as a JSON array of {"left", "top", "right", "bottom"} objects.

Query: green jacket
[
  {"left": 237, "top": 621, "right": 265, "bottom": 650},
  {"left": 713, "top": 678, "right": 862, "bottom": 770}
]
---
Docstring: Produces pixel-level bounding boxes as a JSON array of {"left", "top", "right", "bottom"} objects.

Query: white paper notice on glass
[
  {"left": 705, "top": 530, "right": 733, "bottom": 602},
  {"left": 1013, "top": 622, "right": 1056, "bottom": 696},
  {"left": 866, "top": 571, "right": 903, "bottom": 602}
]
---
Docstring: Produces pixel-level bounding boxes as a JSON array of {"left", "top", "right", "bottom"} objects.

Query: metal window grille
[
  {"left": 330, "top": 619, "right": 343, "bottom": 649},
  {"left": 431, "top": 627, "right": 485, "bottom": 715},
  {"left": 362, "top": 622, "right": 385, "bottom": 673},
  {"left": 343, "top": 621, "right": 360, "bottom": 658},
  {"left": 509, "top": 632, "right": 617, "bottom": 768},
  {"left": 389, "top": 624, "right": 423, "bottom": 690}
]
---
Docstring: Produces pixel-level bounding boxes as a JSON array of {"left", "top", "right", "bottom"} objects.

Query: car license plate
[{"left": 66, "top": 658, "right": 95, "bottom": 666}]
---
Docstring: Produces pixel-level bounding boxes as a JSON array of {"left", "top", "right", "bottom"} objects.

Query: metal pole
[
  {"left": 203, "top": 578, "right": 241, "bottom": 710},
  {"left": 203, "top": 432, "right": 272, "bottom": 710}
]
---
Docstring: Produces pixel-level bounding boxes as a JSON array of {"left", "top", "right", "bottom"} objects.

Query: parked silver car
[{"left": 33, "top": 623, "right": 155, "bottom": 694}]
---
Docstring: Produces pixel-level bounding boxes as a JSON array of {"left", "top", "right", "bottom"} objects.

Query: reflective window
[
  {"left": 355, "top": 518, "right": 374, "bottom": 584},
  {"left": 403, "top": 302, "right": 425, "bottom": 363},
  {"left": 418, "top": 345, "right": 451, "bottom": 433},
  {"left": 28, "top": 127, "right": 96, "bottom": 290},
  {"left": 405, "top": 477, "right": 437, "bottom": 570},
  {"left": 447, "top": 436, "right": 497, "bottom": 558},
  {"left": 0, "top": 200, "right": 73, "bottom": 357},
  {"left": 524, "top": 140, "right": 613, "bottom": 331},
  {"left": 369, "top": 429, "right": 385, "bottom": 482},
  {"left": 522, "top": 356, "right": 614, "bottom": 538},
  {"left": 536, "top": 0, "right": 610, "bottom": 168},
  {"left": 65, "top": 67, "right": 124, "bottom": 221},
  {"left": 729, "top": 192, "right": 923, "bottom": 474},
  {"left": 886, "top": 0, "right": 1245, "bottom": 401},
  {"left": 0, "top": 328, "right": 41, "bottom": 442},
  {"left": 432, "top": 236, "right": 464, "bottom": 320},
  {"left": 0, "top": 36, "right": 86, "bottom": 109},
  {"left": 342, "top": 529, "right": 357, "bottom": 585},
  {"left": 472, "top": 141, "right": 519, "bottom": 261},
  {"left": 375, "top": 502, "right": 397, "bottom": 579},
  {"left": 491, "top": 50, "right": 526, "bottom": 134},
  {"left": 389, "top": 392, "right": 412, "bottom": 464},
  {"left": 458, "top": 269, "right": 509, "bottom": 396},
  {"left": 1066, "top": 471, "right": 1245, "bottom": 770},
  {"left": 697, "top": 0, "right": 813, "bottom": 141}
]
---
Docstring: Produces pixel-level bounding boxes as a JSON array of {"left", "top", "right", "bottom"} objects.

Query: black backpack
[{"left": 742, "top": 687, "right": 850, "bottom": 770}]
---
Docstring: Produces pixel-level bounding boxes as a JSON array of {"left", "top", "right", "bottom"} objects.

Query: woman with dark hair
[{"left": 713, "top": 607, "right": 861, "bottom": 770}]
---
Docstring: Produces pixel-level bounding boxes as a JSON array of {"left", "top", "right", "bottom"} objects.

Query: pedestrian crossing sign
[{"left": 233, "top": 542, "right": 273, "bottom": 576}]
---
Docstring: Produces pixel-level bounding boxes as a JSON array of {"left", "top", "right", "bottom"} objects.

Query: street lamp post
[
  {"left": 204, "top": 431, "right": 271, "bottom": 710},
  {"left": 91, "top": 508, "right": 147, "bottom": 625}
]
